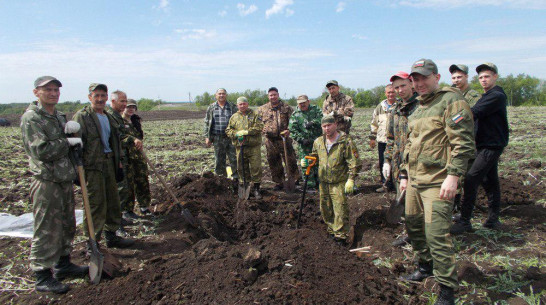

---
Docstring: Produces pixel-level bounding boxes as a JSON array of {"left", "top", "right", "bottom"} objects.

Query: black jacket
[{"left": 471, "top": 85, "right": 509, "bottom": 149}]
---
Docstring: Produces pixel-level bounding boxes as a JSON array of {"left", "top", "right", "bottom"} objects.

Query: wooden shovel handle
[
  {"left": 141, "top": 150, "right": 180, "bottom": 205},
  {"left": 77, "top": 166, "right": 97, "bottom": 241}
]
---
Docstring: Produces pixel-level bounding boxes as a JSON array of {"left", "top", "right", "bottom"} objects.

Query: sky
[{"left": 1, "top": 0, "right": 545, "bottom": 103}]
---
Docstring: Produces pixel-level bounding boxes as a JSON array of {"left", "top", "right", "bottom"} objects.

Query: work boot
[
  {"left": 392, "top": 235, "right": 410, "bottom": 247},
  {"left": 375, "top": 187, "right": 385, "bottom": 193},
  {"left": 434, "top": 284, "right": 455, "bottom": 305},
  {"left": 400, "top": 263, "right": 433, "bottom": 282},
  {"left": 273, "top": 184, "right": 283, "bottom": 191},
  {"left": 253, "top": 183, "right": 262, "bottom": 200},
  {"left": 139, "top": 207, "right": 152, "bottom": 216},
  {"left": 123, "top": 211, "right": 139, "bottom": 221},
  {"left": 483, "top": 207, "right": 501, "bottom": 229},
  {"left": 232, "top": 178, "right": 239, "bottom": 193},
  {"left": 35, "top": 269, "right": 69, "bottom": 294},
  {"left": 116, "top": 226, "right": 130, "bottom": 238},
  {"left": 53, "top": 255, "right": 89, "bottom": 281},
  {"left": 450, "top": 219, "right": 472, "bottom": 235},
  {"left": 104, "top": 230, "right": 135, "bottom": 248},
  {"left": 120, "top": 217, "right": 133, "bottom": 226},
  {"left": 333, "top": 237, "right": 348, "bottom": 247}
]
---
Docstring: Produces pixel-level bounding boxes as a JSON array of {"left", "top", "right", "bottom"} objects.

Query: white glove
[
  {"left": 64, "top": 121, "right": 81, "bottom": 134},
  {"left": 67, "top": 137, "right": 82, "bottom": 147},
  {"left": 382, "top": 162, "right": 391, "bottom": 179},
  {"left": 344, "top": 116, "right": 351, "bottom": 122}
]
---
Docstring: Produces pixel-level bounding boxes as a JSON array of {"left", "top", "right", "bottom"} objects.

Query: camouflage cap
[
  {"left": 296, "top": 95, "right": 309, "bottom": 103},
  {"left": 89, "top": 83, "right": 108, "bottom": 93},
  {"left": 449, "top": 64, "right": 469, "bottom": 74},
  {"left": 476, "top": 62, "right": 498, "bottom": 74},
  {"left": 34, "top": 76, "right": 62, "bottom": 88},
  {"left": 321, "top": 115, "right": 335, "bottom": 125},
  {"left": 410, "top": 59, "right": 438, "bottom": 76},
  {"left": 236, "top": 96, "right": 248, "bottom": 104},
  {"left": 326, "top": 80, "right": 339, "bottom": 88},
  {"left": 390, "top": 71, "right": 410, "bottom": 82},
  {"left": 127, "top": 99, "right": 137, "bottom": 108}
]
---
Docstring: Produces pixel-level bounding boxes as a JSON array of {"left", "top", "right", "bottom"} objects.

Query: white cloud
[
  {"left": 439, "top": 35, "right": 546, "bottom": 53},
  {"left": 336, "top": 2, "right": 346, "bottom": 12},
  {"left": 175, "top": 29, "right": 218, "bottom": 40},
  {"left": 265, "top": 0, "right": 294, "bottom": 18},
  {"left": 218, "top": 10, "right": 227, "bottom": 17},
  {"left": 237, "top": 3, "right": 258, "bottom": 16},
  {"left": 352, "top": 34, "right": 367, "bottom": 40},
  {"left": 387, "top": 0, "right": 546, "bottom": 9},
  {"left": 153, "top": 0, "right": 170, "bottom": 11}
]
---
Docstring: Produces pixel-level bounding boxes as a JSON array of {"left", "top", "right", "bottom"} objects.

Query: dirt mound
[{"left": 57, "top": 174, "right": 418, "bottom": 304}]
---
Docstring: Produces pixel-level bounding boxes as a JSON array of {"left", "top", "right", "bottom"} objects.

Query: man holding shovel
[
  {"left": 226, "top": 97, "right": 264, "bottom": 199},
  {"left": 21, "top": 76, "right": 88, "bottom": 294},
  {"left": 258, "top": 87, "right": 300, "bottom": 191},
  {"left": 302, "top": 115, "right": 362, "bottom": 245}
]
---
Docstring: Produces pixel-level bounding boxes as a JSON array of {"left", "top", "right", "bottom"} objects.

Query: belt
[{"left": 104, "top": 152, "right": 114, "bottom": 159}]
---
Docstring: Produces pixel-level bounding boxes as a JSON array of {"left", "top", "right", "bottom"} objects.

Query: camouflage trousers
[
  {"left": 405, "top": 183, "right": 457, "bottom": 289},
  {"left": 235, "top": 145, "right": 262, "bottom": 184},
  {"left": 212, "top": 134, "right": 238, "bottom": 179},
  {"left": 319, "top": 181, "right": 349, "bottom": 239},
  {"left": 29, "top": 179, "right": 76, "bottom": 271},
  {"left": 296, "top": 143, "right": 319, "bottom": 188},
  {"left": 84, "top": 156, "right": 121, "bottom": 240},
  {"left": 119, "top": 153, "right": 151, "bottom": 212},
  {"left": 264, "top": 137, "right": 300, "bottom": 185}
]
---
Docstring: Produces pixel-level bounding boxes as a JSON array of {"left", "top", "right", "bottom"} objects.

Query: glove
[
  {"left": 344, "top": 179, "right": 355, "bottom": 194},
  {"left": 301, "top": 139, "right": 312, "bottom": 146},
  {"left": 116, "top": 167, "right": 124, "bottom": 182},
  {"left": 235, "top": 130, "right": 249, "bottom": 137},
  {"left": 280, "top": 130, "right": 289, "bottom": 137},
  {"left": 304, "top": 121, "right": 315, "bottom": 129},
  {"left": 382, "top": 163, "right": 391, "bottom": 179},
  {"left": 344, "top": 116, "right": 352, "bottom": 122},
  {"left": 64, "top": 121, "right": 81, "bottom": 134},
  {"left": 300, "top": 158, "right": 309, "bottom": 168},
  {"left": 67, "top": 137, "right": 82, "bottom": 147}
]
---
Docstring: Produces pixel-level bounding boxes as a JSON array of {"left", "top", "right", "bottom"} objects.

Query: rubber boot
[
  {"left": 401, "top": 262, "right": 433, "bottom": 282},
  {"left": 53, "top": 255, "right": 89, "bottom": 281},
  {"left": 483, "top": 206, "right": 501, "bottom": 229},
  {"left": 35, "top": 269, "right": 69, "bottom": 294},
  {"left": 104, "top": 230, "right": 135, "bottom": 248},
  {"left": 434, "top": 284, "right": 455, "bottom": 305},
  {"left": 253, "top": 183, "right": 262, "bottom": 200}
]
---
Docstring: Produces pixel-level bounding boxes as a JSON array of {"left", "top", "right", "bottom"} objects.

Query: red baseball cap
[{"left": 390, "top": 71, "right": 410, "bottom": 82}]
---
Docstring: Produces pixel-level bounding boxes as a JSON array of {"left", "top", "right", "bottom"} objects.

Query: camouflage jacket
[
  {"left": 225, "top": 109, "right": 264, "bottom": 147},
  {"left": 384, "top": 93, "right": 419, "bottom": 182},
  {"left": 123, "top": 115, "right": 145, "bottom": 161},
  {"left": 322, "top": 93, "right": 354, "bottom": 124},
  {"left": 257, "top": 100, "right": 293, "bottom": 139},
  {"left": 401, "top": 87, "right": 476, "bottom": 187},
  {"left": 370, "top": 99, "right": 396, "bottom": 143},
  {"left": 288, "top": 104, "right": 323, "bottom": 145},
  {"left": 310, "top": 132, "right": 362, "bottom": 184},
  {"left": 106, "top": 107, "right": 135, "bottom": 157},
  {"left": 203, "top": 101, "right": 236, "bottom": 139},
  {"left": 73, "top": 105, "right": 121, "bottom": 174},
  {"left": 462, "top": 87, "right": 481, "bottom": 108},
  {"left": 20, "top": 101, "right": 76, "bottom": 183}
]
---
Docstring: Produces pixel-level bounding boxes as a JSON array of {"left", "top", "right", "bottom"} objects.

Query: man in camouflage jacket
[
  {"left": 449, "top": 64, "right": 481, "bottom": 107},
  {"left": 288, "top": 95, "right": 322, "bottom": 188},
  {"left": 399, "top": 59, "right": 475, "bottom": 303},
  {"left": 21, "top": 76, "right": 88, "bottom": 294},
  {"left": 322, "top": 80, "right": 354, "bottom": 134},
  {"left": 258, "top": 87, "right": 300, "bottom": 190}
]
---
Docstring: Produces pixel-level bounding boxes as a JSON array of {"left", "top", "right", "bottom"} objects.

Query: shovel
[
  {"left": 386, "top": 189, "right": 406, "bottom": 225},
  {"left": 72, "top": 145, "right": 103, "bottom": 284},
  {"left": 296, "top": 156, "right": 317, "bottom": 229},
  {"left": 281, "top": 136, "right": 296, "bottom": 193},
  {"left": 238, "top": 139, "right": 251, "bottom": 200},
  {"left": 141, "top": 149, "right": 199, "bottom": 228}
]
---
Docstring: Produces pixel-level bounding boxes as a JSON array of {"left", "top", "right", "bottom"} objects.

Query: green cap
[
  {"left": 296, "top": 95, "right": 309, "bottom": 103},
  {"left": 89, "top": 83, "right": 108, "bottom": 93},
  {"left": 410, "top": 59, "right": 438, "bottom": 76},
  {"left": 476, "top": 62, "right": 498, "bottom": 74},
  {"left": 34, "top": 76, "right": 62, "bottom": 88},
  {"left": 236, "top": 96, "right": 248, "bottom": 104},
  {"left": 127, "top": 99, "right": 137, "bottom": 108},
  {"left": 449, "top": 64, "right": 469, "bottom": 74},
  {"left": 321, "top": 115, "right": 335, "bottom": 124},
  {"left": 326, "top": 80, "right": 339, "bottom": 88}
]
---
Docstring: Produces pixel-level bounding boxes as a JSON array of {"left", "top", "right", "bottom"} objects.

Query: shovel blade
[
  {"left": 238, "top": 183, "right": 251, "bottom": 200},
  {"left": 88, "top": 240, "right": 104, "bottom": 284},
  {"left": 181, "top": 207, "right": 200, "bottom": 228},
  {"left": 386, "top": 190, "right": 406, "bottom": 225}
]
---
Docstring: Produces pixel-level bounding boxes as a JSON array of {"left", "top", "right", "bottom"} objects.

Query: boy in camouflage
[{"left": 21, "top": 76, "right": 88, "bottom": 294}]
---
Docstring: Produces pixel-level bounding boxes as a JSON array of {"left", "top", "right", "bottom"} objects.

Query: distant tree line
[{"left": 194, "top": 73, "right": 546, "bottom": 107}]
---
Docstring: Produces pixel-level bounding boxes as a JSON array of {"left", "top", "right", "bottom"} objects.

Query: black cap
[{"left": 268, "top": 87, "right": 278, "bottom": 93}]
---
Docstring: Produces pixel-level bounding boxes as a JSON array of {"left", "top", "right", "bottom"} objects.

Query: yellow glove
[
  {"left": 344, "top": 179, "right": 355, "bottom": 194},
  {"left": 235, "top": 130, "right": 249, "bottom": 137}
]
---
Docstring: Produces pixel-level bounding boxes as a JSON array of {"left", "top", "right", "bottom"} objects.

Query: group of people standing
[{"left": 21, "top": 78, "right": 152, "bottom": 293}]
